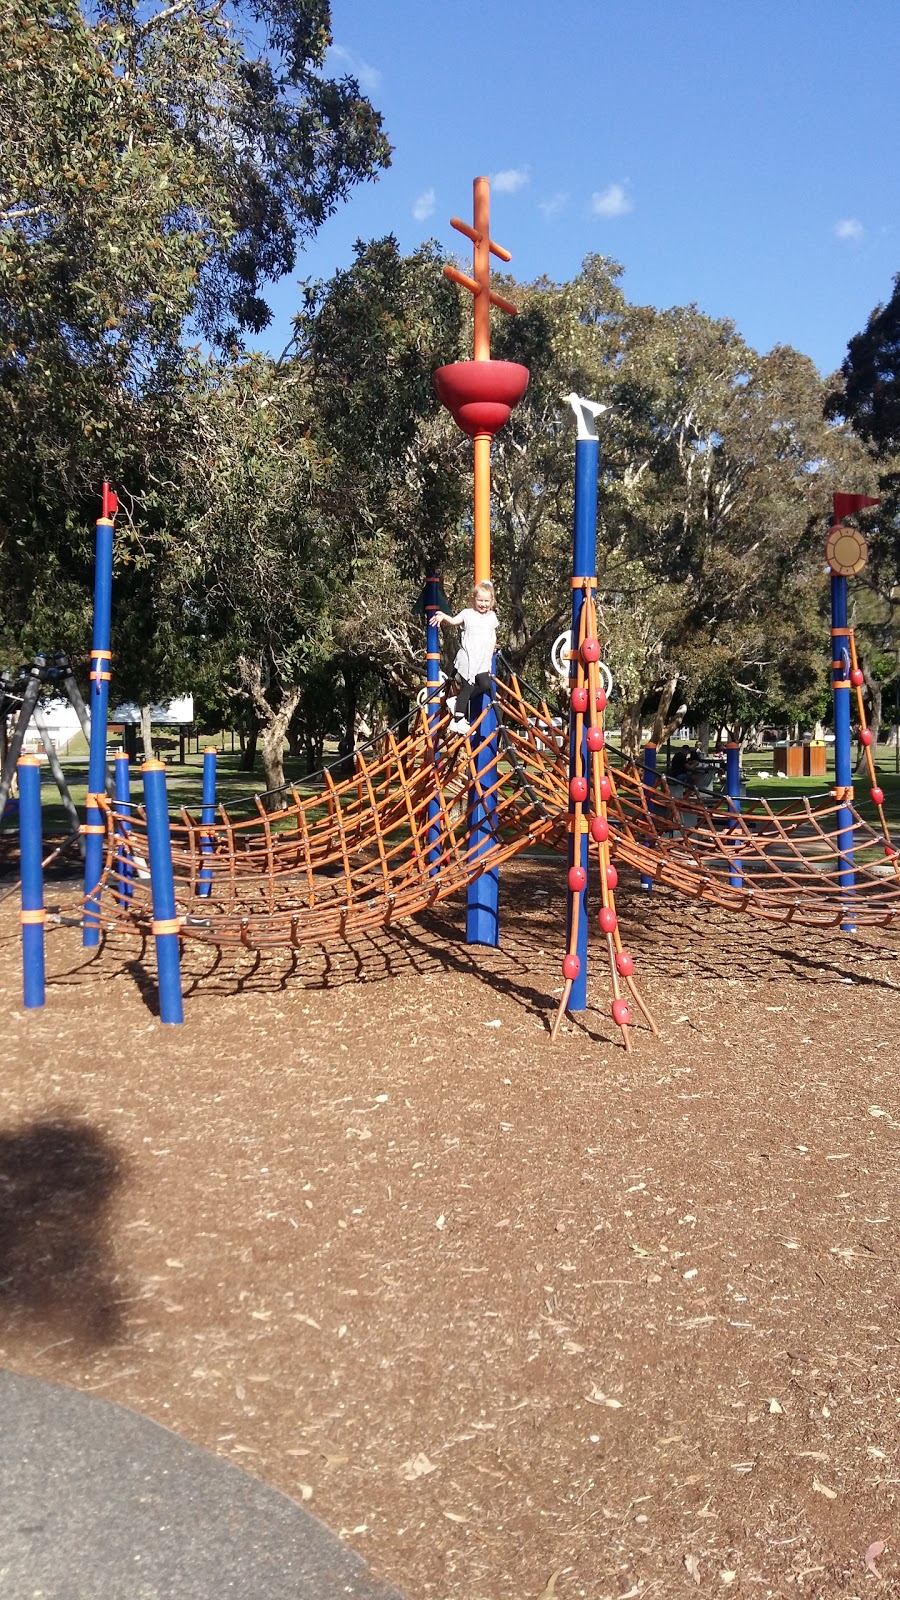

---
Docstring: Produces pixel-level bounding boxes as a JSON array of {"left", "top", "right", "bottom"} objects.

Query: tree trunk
[
  {"left": 619, "top": 696, "right": 645, "bottom": 761},
  {"left": 650, "top": 676, "right": 687, "bottom": 747},
  {"left": 140, "top": 703, "right": 154, "bottom": 761},
  {"left": 696, "top": 719, "right": 710, "bottom": 757},
  {"left": 238, "top": 712, "right": 258, "bottom": 772}
]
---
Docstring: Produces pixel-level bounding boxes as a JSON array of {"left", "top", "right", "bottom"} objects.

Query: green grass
[{"left": 5, "top": 733, "right": 900, "bottom": 841}]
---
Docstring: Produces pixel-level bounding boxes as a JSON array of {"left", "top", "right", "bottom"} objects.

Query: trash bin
[
  {"left": 774, "top": 742, "right": 803, "bottom": 778},
  {"left": 803, "top": 741, "right": 826, "bottom": 777}
]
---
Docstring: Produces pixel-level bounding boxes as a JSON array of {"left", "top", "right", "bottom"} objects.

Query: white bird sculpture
[{"left": 563, "top": 393, "right": 610, "bottom": 441}]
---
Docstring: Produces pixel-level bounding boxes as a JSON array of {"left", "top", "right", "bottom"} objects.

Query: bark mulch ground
[{"left": 1, "top": 857, "right": 898, "bottom": 1600}]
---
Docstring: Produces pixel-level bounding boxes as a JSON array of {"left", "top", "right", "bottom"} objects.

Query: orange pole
[
  {"left": 473, "top": 176, "right": 490, "bottom": 361},
  {"left": 473, "top": 433, "right": 491, "bottom": 584},
  {"left": 473, "top": 178, "right": 491, "bottom": 582}
]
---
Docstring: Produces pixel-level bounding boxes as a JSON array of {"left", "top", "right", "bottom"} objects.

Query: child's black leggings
[{"left": 454, "top": 672, "right": 493, "bottom": 720}]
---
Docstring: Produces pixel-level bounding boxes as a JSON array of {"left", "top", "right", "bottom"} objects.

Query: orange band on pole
[
  {"left": 80, "top": 823, "right": 106, "bottom": 835},
  {"left": 20, "top": 908, "right": 47, "bottom": 925},
  {"left": 152, "top": 918, "right": 182, "bottom": 936}
]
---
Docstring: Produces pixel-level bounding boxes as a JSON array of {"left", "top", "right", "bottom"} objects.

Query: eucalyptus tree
[{"left": 0, "top": 0, "right": 390, "bottom": 661}]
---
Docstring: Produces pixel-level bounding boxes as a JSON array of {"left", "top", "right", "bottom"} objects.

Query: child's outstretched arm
[{"left": 432, "top": 610, "right": 464, "bottom": 628}]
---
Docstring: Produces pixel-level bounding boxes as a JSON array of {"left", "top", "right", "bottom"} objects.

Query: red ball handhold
[
  {"left": 598, "top": 906, "right": 618, "bottom": 934},
  {"left": 581, "top": 637, "right": 601, "bottom": 664},
  {"left": 615, "top": 950, "right": 634, "bottom": 977},
  {"left": 871, "top": 786, "right": 885, "bottom": 806},
  {"left": 885, "top": 845, "right": 898, "bottom": 859},
  {"left": 586, "top": 726, "right": 605, "bottom": 752},
  {"left": 612, "top": 997, "right": 632, "bottom": 1028},
  {"left": 571, "top": 686, "right": 589, "bottom": 713},
  {"left": 606, "top": 864, "right": 618, "bottom": 889},
  {"left": 562, "top": 952, "right": 581, "bottom": 980},
  {"left": 569, "top": 775, "right": 588, "bottom": 803},
  {"left": 595, "top": 688, "right": 607, "bottom": 712},
  {"left": 599, "top": 776, "right": 612, "bottom": 802},
  {"left": 590, "top": 815, "right": 609, "bottom": 842},
  {"left": 860, "top": 728, "right": 873, "bottom": 747},
  {"left": 568, "top": 865, "right": 587, "bottom": 892},
  {"left": 850, "top": 668, "right": 865, "bottom": 687}
]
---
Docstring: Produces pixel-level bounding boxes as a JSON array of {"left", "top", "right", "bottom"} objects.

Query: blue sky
[{"left": 262, "top": 0, "right": 898, "bottom": 378}]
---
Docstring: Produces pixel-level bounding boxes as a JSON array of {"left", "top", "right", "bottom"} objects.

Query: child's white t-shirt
[{"left": 454, "top": 608, "right": 498, "bottom": 679}]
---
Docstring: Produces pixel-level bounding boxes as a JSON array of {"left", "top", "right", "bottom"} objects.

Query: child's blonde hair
[{"left": 472, "top": 579, "right": 495, "bottom": 606}]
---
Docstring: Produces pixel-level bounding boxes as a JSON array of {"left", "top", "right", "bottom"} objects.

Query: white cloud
[
  {"left": 492, "top": 168, "right": 530, "bottom": 195},
  {"left": 328, "top": 43, "right": 381, "bottom": 93},
  {"left": 835, "top": 218, "right": 864, "bottom": 241},
  {"left": 591, "top": 183, "right": 632, "bottom": 218},
  {"left": 539, "top": 191, "right": 570, "bottom": 222},
  {"left": 413, "top": 188, "right": 436, "bottom": 223}
]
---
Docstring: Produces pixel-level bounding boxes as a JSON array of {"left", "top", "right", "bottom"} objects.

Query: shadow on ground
[{"left": 0, "top": 1116, "right": 127, "bottom": 1345}]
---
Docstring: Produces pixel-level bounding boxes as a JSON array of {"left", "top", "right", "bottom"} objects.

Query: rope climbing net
[{"left": 83, "top": 652, "right": 900, "bottom": 962}]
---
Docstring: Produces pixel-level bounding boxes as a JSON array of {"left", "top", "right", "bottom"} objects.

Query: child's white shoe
[
  {"left": 445, "top": 696, "right": 457, "bottom": 715},
  {"left": 449, "top": 716, "right": 471, "bottom": 735}
]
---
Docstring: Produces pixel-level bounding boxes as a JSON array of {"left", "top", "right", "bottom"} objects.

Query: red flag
[{"left": 832, "top": 492, "right": 880, "bottom": 522}]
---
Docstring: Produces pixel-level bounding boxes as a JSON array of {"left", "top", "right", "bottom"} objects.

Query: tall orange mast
[{"left": 435, "top": 177, "right": 525, "bottom": 586}]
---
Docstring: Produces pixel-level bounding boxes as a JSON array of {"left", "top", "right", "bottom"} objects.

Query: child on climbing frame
[{"left": 432, "top": 580, "right": 498, "bottom": 734}]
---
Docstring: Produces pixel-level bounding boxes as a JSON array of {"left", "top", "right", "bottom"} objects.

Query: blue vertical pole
[
  {"left": 639, "top": 743, "right": 657, "bottom": 892},
  {"left": 465, "top": 690, "right": 500, "bottom": 945},
  {"left": 18, "top": 754, "right": 46, "bottom": 1009},
  {"left": 726, "top": 741, "right": 742, "bottom": 890},
  {"left": 199, "top": 746, "right": 217, "bottom": 898},
  {"left": 424, "top": 575, "right": 443, "bottom": 877},
  {"left": 564, "top": 417, "right": 600, "bottom": 1013},
  {"left": 142, "top": 759, "right": 184, "bottom": 1024},
  {"left": 831, "top": 574, "right": 856, "bottom": 931},
  {"left": 114, "top": 750, "right": 133, "bottom": 903},
  {"left": 83, "top": 503, "right": 114, "bottom": 947}
]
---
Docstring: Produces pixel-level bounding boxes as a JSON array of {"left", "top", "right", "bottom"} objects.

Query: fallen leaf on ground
[
  {"left": 768, "top": 1398, "right": 784, "bottom": 1414},
  {"left": 865, "top": 1540, "right": 885, "bottom": 1577},
  {"left": 812, "top": 1477, "right": 837, "bottom": 1499},
  {"left": 684, "top": 1552, "right": 701, "bottom": 1584},
  {"left": 399, "top": 1452, "right": 438, "bottom": 1480},
  {"left": 586, "top": 1385, "right": 623, "bottom": 1408},
  {"left": 536, "top": 1573, "right": 560, "bottom": 1600}
]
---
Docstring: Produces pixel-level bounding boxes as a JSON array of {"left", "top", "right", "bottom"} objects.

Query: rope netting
[{"left": 81, "top": 667, "right": 900, "bottom": 949}]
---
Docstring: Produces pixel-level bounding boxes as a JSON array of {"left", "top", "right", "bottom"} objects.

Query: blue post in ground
[
  {"left": 114, "top": 751, "right": 133, "bottom": 903},
  {"left": 83, "top": 489, "right": 115, "bottom": 947},
  {"left": 199, "top": 746, "right": 217, "bottom": 898},
  {"left": 726, "top": 741, "right": 743, "bottom": 890},
  {"left": 142, "top": 759, "right": 184, "bottom": 1024},
  {"left": 466, "top": 691, "right": 500, "bottom": 945},
  {"left": 831, "top": 573, "right": 856, "bottom": 931},
  {"left": 639, "top": 743, "right": 657, "bottom": 892},
  {"left": 564, "top": 402, "right": 602, "bottom": 1012},
  {"left": 424, "top": 575, "right": 443, "bottom": 877},
  {"left": 18, "top": 754, "right": 46, "bottom": 1009}
]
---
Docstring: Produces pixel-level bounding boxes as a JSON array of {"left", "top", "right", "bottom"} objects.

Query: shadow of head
[{"left": 0, "top": 1117, "right": 126, "bottom": 1346}]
